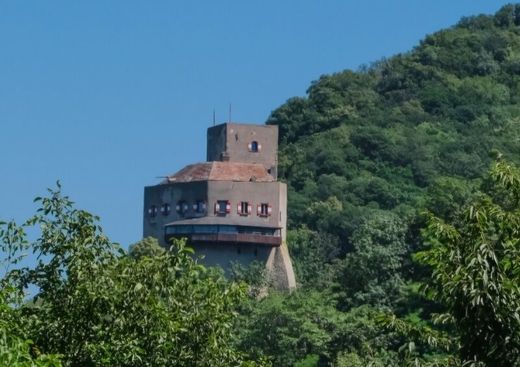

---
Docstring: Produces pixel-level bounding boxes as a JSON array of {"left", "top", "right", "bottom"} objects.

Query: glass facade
[{"left": 165, "top": 224, "right": 279, "bottom": 237}]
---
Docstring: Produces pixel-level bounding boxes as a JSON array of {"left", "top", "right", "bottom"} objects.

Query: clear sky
[{"left": 0, "top": 0, "right": 513, "bottom": 248}]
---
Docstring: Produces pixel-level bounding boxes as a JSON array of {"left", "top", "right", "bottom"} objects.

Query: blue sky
[{"left": 0, "top": 0, "right": 513, "bottom": 248}]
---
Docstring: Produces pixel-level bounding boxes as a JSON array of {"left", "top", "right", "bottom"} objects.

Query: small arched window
[{"left": 248, "top": 140, "right": 261, "bottom": 153}]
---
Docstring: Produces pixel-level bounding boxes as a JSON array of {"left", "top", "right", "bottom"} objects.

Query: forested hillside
[
  {"left": 235, "top": 4, "right": 520, "bottom": 365},
  {"left": 3, "top": 4, "right": 520, "bottom": 367},
  {"left": 270, "top": 4, "right": 520, "bottom": 238},
  {"left": 262, "top": 4, "right": 520, "bottom": 285}
]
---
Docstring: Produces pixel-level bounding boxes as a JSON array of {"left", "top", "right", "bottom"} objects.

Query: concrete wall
[
  {"left": 278, "top": 182, "right": 287, "bottom": 241},
  {"left": 206, "top": 123, "right": 278, "bottom": 178},
  {"left": 266, "top": 241, "right": 296, "bottom": 290},
  {"left": 143, "top": 181, "right": 208, "bottom": 244},
  {"left": 206, "top": 124, "right": 227, "bottom": 162},
  {"left": 207, "top": 181, "right": 283, "bottom": 229},
  {"left": 143, "top": 180, "right": 285, "bottom": 244}
]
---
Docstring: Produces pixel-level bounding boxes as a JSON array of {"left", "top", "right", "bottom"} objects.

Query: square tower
[
  {"left": 206, "top": 123, "right": 278, "bottom": 179},
  {"left": 143, "top": 122, "right": 295, "bottom": 289}
]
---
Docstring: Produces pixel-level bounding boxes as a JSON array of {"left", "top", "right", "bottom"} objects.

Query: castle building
[{"left": 143, "top": 122, "right": 296, "bottom": 290}]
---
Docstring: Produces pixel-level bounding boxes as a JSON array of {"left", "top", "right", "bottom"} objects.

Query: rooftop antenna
[
  {"left": 228, "top": 103, "right": 232, "bottom": 123},
  {"left": 213, "top": 108, "right": 216, "bottom": 126}
]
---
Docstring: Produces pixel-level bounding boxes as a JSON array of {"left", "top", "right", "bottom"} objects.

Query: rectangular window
[
  {"left": 257, "top": 203, "right": 272, "bottom": 217},
  {"left": 176, "top": 201, "right": 188, "bottom": 215},
  {"left": 237, "top": 201, "right": 252, "bottom": 216},
  {"left": 215, "top": 200, "right": 230, "bottom": 214},
  {"left": 193, "top": 200, "right": 206, "bottom": 213},
  {"left": 219, "top": 225, "right": 237, "bottom": 233},
  {"left": 148, "top": 205, "right": 157, "bottom": 218},
  {"left": 193, "top": 225, "right": 218, "bottom": 234}
]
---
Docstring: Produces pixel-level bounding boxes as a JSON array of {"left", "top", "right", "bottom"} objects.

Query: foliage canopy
[{"left": 0, "top": 186, "right": 265, "bottom": 367}]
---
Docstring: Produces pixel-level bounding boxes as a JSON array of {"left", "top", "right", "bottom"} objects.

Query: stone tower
[{"left": 143, "top": 122, "right": 296, "bottom": 290}]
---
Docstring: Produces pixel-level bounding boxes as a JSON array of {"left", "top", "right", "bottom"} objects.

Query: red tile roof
[{"left": 162, "top": 162, "right": 274, "bottom": 183}]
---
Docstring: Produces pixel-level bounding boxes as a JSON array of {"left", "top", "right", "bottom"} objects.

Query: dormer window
[
  {"left": 148, "top": 205, "right": 158, "bottom": 218},
  {"left": 176, "top": 201, "right": 189, "bottom": 215},
  {"left": 160, "top": 203, "right": 171, "bottom": 216},
  {"left": 248, "top": 141, "right": 261, "bottom": 152}
]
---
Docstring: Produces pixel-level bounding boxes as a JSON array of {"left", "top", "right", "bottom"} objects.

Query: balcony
[{"left": 165, "top": 224, "right": 281, "bottom": 247}]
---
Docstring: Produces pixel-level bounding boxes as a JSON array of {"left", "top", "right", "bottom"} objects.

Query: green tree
[
  {"left": 287, "top": 226, "right": 339, "bottom": 289},
  {"left": 0, "top": 287, "right": 62, "bottom": 367},
  {"left": 231, "top": 260, "right": 271, "bottom": 298},
  {"left": 128, "top": 236, "right": 165, "bottom": 259},
  {"left": 337, "top": 211, "right": 409, "bottom": 310},
  {"left": 424, "top": 176, "right": 477, "bottom": 221},
  {"left": 0, "top": 216, "right": 63, "bottom": 366},
  {"left": 1, "top": 186, "right": 267, "bottom": 367},
  {"left": 384, "top": 160, "right": 520, "bottom": 366},
  {"left": 236, "top": 291, "right": 399, "bottom": 367},
  {"left": 416, "top": 160, "right": 520, "bottom": 366},
  {"left": 235, "top": 291, "right": 342, "bottom": 366}
]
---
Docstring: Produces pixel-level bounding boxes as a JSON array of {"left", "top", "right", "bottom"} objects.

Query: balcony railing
[{"left": 165, "top": 224, "right": 281, "bottom": 247}]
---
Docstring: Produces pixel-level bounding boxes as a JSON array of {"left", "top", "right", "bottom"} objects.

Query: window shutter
[
  {"left": 183, "top": 203, "right": 188, "bottom": 212},
  {"left": 247, "top": 143, "right": 252, "bottom": 151},
  {"left": 267, "top": 205, "right": 272, "bottom": 216},
  {"left": 214, "top": 202, "right": 219, "bottom": 213},
  {"left": 192, "top": 203, "right": 197, "bottom": 211},
  {"left": 257, "top": 204, "right": 261, "bottom": 215},
  {"left": 237, "top": 203, "right": 242, "bottom": 214},
  {"left": 202, "top": 202, "right": 206, "bottom": 210},
  {"left": 176, "top": 204, "right": 181, "bottom": 212},
  {"left": 258, "top": 143, "right": 262, "bottom": 151},
  {"left": 226, "top": 201, "right": 231, "bottom": 213},
  {"left": 248, "top": 204, "right": 252, "bottom": 215}
]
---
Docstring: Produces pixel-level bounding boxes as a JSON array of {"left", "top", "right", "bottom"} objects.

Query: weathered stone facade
[{"left": 143, "top": 122, "right": 296, "bottom": 290}]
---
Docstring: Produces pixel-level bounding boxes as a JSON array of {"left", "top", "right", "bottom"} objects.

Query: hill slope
[
  {"left": 236, "top": 5, "right": 520, "bottom": 367},
  {"left": 267, "top": 4, "right": 520, "bottom": 248}
]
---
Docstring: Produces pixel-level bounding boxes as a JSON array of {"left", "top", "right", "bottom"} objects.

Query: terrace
[{"left": 165, "top": 224, "right": 282, "bottom": 246}]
